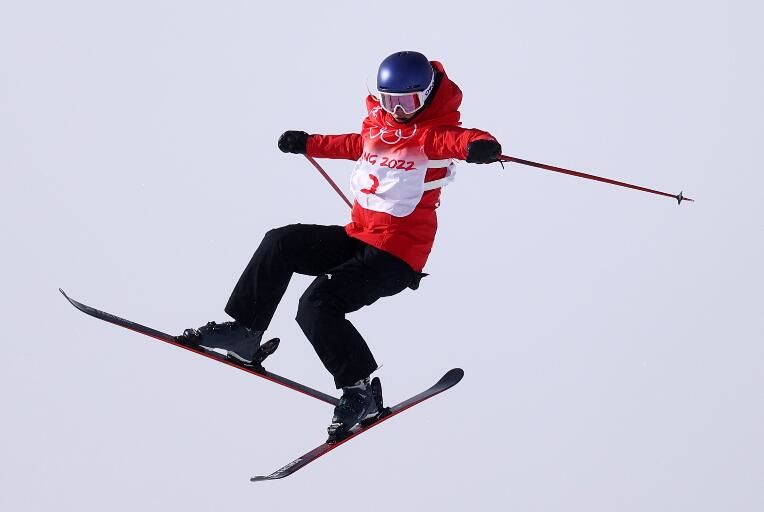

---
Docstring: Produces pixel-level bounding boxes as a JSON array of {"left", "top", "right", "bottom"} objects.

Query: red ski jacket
[{"left": 306, "top": 61, "right": 497, "bottom": 272}]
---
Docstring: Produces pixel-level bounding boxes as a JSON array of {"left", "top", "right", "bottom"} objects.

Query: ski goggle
[
  {"left": 378, "top": 73, "right": 435, "bottom": 115},
  {"left": 379, "top": 91, "right": 425, "bottom": 115}
]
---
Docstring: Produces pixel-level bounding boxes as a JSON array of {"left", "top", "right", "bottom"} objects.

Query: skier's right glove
[
  {"left": 278, "top": 130, "right": 309, "bottom": 154},
  {"left": 466, "top": 139, "right": 502, "bottom": 164}
]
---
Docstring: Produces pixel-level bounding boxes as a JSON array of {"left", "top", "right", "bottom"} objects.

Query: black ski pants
[{"left": 224, "top": 224, "right": 418, "bottom": 389}]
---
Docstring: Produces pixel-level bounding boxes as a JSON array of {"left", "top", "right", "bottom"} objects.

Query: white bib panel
[{"left": 350, "top": 149, "right": 454, "bottom": 217}]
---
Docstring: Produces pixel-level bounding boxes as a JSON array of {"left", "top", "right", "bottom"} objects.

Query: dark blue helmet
[{"left": 377, "top": 51, "right": 434, "bottom": 93}]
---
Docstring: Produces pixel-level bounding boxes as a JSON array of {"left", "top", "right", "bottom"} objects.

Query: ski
[
  {"left": 251, "top": 368, "right": 464, "bottom": 482},
  {"left": 60, "top": 289, "right": 339, "bottom": 406}
]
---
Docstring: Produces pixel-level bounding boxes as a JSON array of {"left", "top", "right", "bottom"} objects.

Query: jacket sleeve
[
  {"left": 306, "top": 133, "right": 364, "bottom": 160},
  {"left": 423, "top": 126, "right": 497, "bottom": 160}
]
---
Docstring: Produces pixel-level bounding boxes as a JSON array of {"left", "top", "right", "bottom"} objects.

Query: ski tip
[
  {"left": 59, "top": 288, "right": 76, "bottom": 305},
  {"left": 59, "top": 288, "right": 82, "bottom": 308},
  {"left": 59, "top": 289, "right": 91, "bottom": 315},
  {"left": 250, "top": 475, "right": 279, "bottom": 483},
  {"left": 441, "top": 368, "right": 465, "bottom": 386}
]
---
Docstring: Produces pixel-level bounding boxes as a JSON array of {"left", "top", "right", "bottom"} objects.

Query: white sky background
[{"left": 1, "top": 0, "right": 762, "bottom": 510}]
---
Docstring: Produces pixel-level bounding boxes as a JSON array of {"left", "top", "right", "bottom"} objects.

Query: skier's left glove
[
  {"left": 278, "top": 130, "right": 309, "bottom": 154},
  {"left": 466, "top": 139, "right": 502, "bottom": 164}
]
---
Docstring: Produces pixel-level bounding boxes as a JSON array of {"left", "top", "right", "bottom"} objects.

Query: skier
[{"left": 177, "top": 51, "right": 501, "bottom": 441}]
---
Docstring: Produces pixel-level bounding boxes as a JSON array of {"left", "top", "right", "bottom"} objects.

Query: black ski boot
[
  {"left": 175, "top": 321, "right": 278, "bottom": 368},
  {"left": 326, "top": 377, "right": 384, "bottom": 443}
]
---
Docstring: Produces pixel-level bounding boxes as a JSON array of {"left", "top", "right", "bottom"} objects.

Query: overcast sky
[{"left": 1, "top": 1, "right": 762, "bottom": 511}]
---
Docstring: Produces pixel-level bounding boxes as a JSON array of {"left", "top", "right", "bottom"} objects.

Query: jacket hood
[{"left": 365, "top": 61, "right": 462, "bottom": 129}]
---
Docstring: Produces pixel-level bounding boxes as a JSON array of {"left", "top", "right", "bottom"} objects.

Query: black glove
[
  {"left": 466, "top": 139, "right": 502, "bottom": 164},
  {"left": 278, "top": 130, "right": 308, "bottom": 154}
]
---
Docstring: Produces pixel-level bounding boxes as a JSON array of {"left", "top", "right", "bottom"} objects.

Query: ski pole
[
  {"left": 304, "top": 155, "right": 353, "bottom": 209},
  {"left": 499, "top": 155, "right": 694, "bottom": 205}
]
